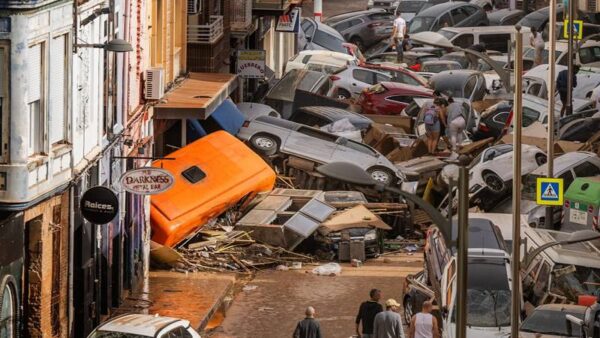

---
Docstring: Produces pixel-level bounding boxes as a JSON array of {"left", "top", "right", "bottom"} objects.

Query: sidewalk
[{"left": 114, "top": 270, "right": 236, "bottom": 331}]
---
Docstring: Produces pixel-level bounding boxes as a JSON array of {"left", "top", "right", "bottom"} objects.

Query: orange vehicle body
[{"left": 150, "top": 131, "right": 276, "bottom": 247}]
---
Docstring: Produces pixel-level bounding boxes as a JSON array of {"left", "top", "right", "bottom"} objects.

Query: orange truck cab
[{"left": 150, "top": 131, "right": 276, "bottom": 247}]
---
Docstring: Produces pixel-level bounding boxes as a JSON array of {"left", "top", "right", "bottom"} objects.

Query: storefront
[{"left": 0, "top": 212, "right": 24, "bottom": 338}]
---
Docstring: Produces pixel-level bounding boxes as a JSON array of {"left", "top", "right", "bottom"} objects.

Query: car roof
[
  {"left": 325, "top": 8, "right": 386, "bottom": 23},
  {"left": 307, "top": 54, "right": 351, "bottom": 66},
  {"left": 417, "top": 1, "right": 469, "bottom": 16},
  {"left": 532, "top": 151, "right": 598, "bottom": 175},
  {"left": 488, "top": 8, "right": 524, "bottom": 20},
  {"left": 95, "top": 314, "right": 186, "bottom": 336},
  {"left": 298, "top": 106, "right": 372, "bottom": 123},
  {"left": 534, "top": 303, "right": 587, "bottom": 314},
  {"left": 450, "top": 218, "right": 505, "bottom": 251},
  {"left": 525, "top": 228, "right": 600, "bottom": 268},
  {"left": 430, "top": 69, "right": 481, "bottom": 84},
  {"left": 440, "top": 26, "right": 529, "bottom": 34}
]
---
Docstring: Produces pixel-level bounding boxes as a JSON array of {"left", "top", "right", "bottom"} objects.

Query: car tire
[
  {"left": 337, "top": 88, "right": 351, "bottom": 100},
  {"left": 482, "top": 170, "right": 506, "bottom": 193},
  {"left": 403, "top": 296, "right": 414, "bottom": 325},
  {"left": 250, "top": 134, "right": 278, "bottom": 156},
  {"left": 350, "top": 37, "right": 364, "bottom": 51},
  {"left": 367, "top": 166, "right": 395, "bottom": 185},
  {"left": 535, "top": 153, "right": 547, "bottom": 166}
]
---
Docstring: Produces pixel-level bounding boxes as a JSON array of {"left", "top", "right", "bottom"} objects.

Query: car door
[
  {"left": 282, "top": 126, "right": 337, "bottom": 162},
  {"left": 351, "top": 69, "right": 380, "bottom": 96}
]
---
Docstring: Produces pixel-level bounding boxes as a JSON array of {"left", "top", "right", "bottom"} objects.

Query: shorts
[{"left": 425, "top": 122, "right": 440, "bottom": 133}]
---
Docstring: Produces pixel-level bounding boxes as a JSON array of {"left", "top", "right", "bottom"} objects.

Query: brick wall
[{"left": 23, "top": 192, "right": 70, "bottom": 338}]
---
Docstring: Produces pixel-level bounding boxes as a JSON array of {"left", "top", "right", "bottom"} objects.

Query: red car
[
  {"left": 358, "top": 82, "right": 434, "bottom": 115},
  {"left": 361, "top": 62, "right": 429, "bottom": 88}
]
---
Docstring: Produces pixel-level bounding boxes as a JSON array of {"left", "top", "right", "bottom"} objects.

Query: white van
[{"left": 438, "top": 26, "right": 532, "bottom": 53}]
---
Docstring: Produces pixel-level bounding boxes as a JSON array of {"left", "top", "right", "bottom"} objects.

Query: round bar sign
[
  {"left": 80, "top": 186, "right": 119, "bottom": 224},
  {"left": 119, "top": 168, "right": 175, "bottom": 195}
]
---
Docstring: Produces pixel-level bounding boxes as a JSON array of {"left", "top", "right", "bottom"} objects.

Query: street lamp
[
  {"left": 74, "top": 39, "right": 134, "bottom": 53},
  {"left": 523, "top": 230, "right": 600, "bottom": 269}
]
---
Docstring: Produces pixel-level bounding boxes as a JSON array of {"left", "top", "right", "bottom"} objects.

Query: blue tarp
[{"left": 187, "top": 99, "right": 246, "bottom": 141}]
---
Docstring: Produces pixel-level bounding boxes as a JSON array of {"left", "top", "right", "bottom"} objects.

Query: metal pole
[
  {"left": 546, "top": 0, "right": 557, "bottom": 229},
  {"left": 566, "top": 0, "right": 576, "bottom": 116},
  {"left": 456, "top": 165, "right": 468, "bottom": 338},
  {"left": 314, "top": 0, "right": 322, "bottom": 22},
  {"left": 511, "top": 24, "right": 524, "bottom": 338}
]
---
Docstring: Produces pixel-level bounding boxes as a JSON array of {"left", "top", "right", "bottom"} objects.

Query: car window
[
  {"left": 312, "top": 31, "right": 346, "bottom": 53},
  {"left": 463, "top": 5, "right": 479, "bottom": 15},
  {"left": 302, "top": 20, "right": 315, "bottom": 37},
  {"left": 290, "top": 111, "right": 331, "bottom": 127},
  {"left": 559, "top": 170, "right": 575, "bottom": 187},
  {"left": 464, "top": 77, "right": 477, "bottom": 96},
  {"left": 301, "top": 55, "right": 312, "bottom": 64},
  {"left": 369, "top": 13, "right": 394, "bottom": 21},
  {"left": 341, "top": 139, "right": 377, "bottom": 156},
  {"left": 409, "top": 16, "right": 435, "bottom": 33},
  {"left": 438, "top": 13, "right": 452, "bottom": 29},
  {"left": 579, "top": 46, "right": 600, "bottom": 64},
  {"left": 333, "top": 20, "right": 352, "bottom": 31},
  {"left": 491, "top": 112, "right": 510, "bottom": 125},
  {"left": 353, "top": 69, "right": 376, "bottom": 84},
  {"left": 375, "top": 72, "right": 392, "bottom": 83},
  {"left": 297, "top": 126, "right": 338, "bottom": 142},
  {"left": 503, "top": 15, "right": 521, "bottom": 25},
  {"left": 452, "top": 34, "right": 474, "bottom": 48},
  {"left": 450, "top": 8, "right": 469, "bottom": 24},
  {"left": 573, "top": 161, "right": 600, "bottom": 177},
  {"left": 387, "top": 95, "right": 413, "bottom": 103},
  {"left": 522, "top": 107, "right": 541, "bottom": 127},
  {"left": 349, "top": 18, "right": 364, "bottom": 26},
  {"left": 162, "top": 326, "right": 193, "bottom": 338},
  {"left": 480, "top": 34, "right": 511, "bottom": 53},
  {"left": 396, "top": 72, "right": 421, "bottom": 86}
]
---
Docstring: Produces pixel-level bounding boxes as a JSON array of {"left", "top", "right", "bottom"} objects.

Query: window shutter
[
  {"left": 28, "top": 44, "right": 41, "bottom": 103},
  {"left": 49, "top": 35, "right": 66, "bottom": 144},
  {"left": 0, "top": 50, "right": 4, "bottom": 96}
]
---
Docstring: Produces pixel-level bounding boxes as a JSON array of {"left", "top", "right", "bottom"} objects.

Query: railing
[
  {"left": 187, "top": 16, "right": 224, "bottom": 44},
  {"left": 231, "top": 0, "right": 253, "bottom": 32}
]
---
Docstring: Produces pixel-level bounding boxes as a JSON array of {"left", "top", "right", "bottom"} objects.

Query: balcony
[
  {"left": 231, "top": 0, "right": 253, "bottom": 32},
  {"left": 187, "top": 16, "right": 224, "bottom": 44}
]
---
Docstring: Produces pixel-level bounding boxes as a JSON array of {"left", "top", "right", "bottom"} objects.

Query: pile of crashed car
[{"left": 146, "top": 1, "right": 600, "bottom": 337}]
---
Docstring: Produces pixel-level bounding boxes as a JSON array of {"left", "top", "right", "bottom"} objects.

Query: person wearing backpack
[{"left": 424, "top": 99, "right": 442, "bottom": 154}]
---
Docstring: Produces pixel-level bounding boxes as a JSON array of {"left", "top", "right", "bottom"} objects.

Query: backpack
[{"left": 424, "top": 107, "right": 437, "bottom": 125}]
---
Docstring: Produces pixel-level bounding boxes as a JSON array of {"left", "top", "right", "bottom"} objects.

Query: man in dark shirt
[
  {"left": 557, "top": 65, "right": 580, "bottom": 117},
  {"left": 294, "top": 306, "right": 323, "bottom": 338},
  {"left": 356, "top": 289, "right": 383, "bottom": 338}
]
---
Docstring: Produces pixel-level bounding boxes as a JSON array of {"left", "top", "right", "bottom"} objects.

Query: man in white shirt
[{"left": 391, "top": 13, "right": 406, "bottom": 63}]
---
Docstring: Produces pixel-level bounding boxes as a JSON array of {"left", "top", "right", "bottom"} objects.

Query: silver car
[{"left": 237, "top": 116, "right": 405, "bottom": 185}]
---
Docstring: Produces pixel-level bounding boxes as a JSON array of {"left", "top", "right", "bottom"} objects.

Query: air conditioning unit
[
  {"left": 144, "top": 68, "right": 164, "bottom": 100},
  {"left": 187, "top": 0, "right": 200, "bottom": 15}
]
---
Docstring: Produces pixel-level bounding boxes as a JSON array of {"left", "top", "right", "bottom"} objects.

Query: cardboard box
[
  {"left": 363, "top": 123, "right": 406, "bottom": 147},
  {"left": 362, "top": 114, "right": 413, "bottom": 131}
]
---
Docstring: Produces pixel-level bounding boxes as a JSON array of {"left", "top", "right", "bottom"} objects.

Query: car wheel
[
  {"left": 535, "top": 153, "right": 547, "bottom": 166},
  {"left": 367, "top": 167, "right": 395, "bottom": 185},
  {"left": 337, "top": 88, "right": 351, "bottom": 100},
  {"left": 403, "top": 296, "right": 414, "bottom": 325},
  {"left": 482, "top": 171, "right": 505, "bottom": 193},
  {"left": 350, "top": 37, "right": 364, "bottom": 51},
  {"left": 250, "top": 134, "right": 278, "bottom": 156}
]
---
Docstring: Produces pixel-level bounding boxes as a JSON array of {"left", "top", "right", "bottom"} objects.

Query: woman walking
[
  {"left": 446, "top": 97, "right": 467, "bottom": 153},
  {"left": 424, "top": 100, "right": 441, "bottom": 155},
  {"left": 530, "top": 27, "right": 545, "bottom": 66}
]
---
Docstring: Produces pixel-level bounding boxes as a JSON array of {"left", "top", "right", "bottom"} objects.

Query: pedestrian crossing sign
[
  {"left": 563, "top": 20, "right": 583, "bottom": 40},
  {"left": 536, "top": 178, "right": 564, "bottom": 206}
]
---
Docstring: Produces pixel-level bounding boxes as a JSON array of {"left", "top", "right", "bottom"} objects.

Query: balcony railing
[
  {"left": 231, "top": 0, "right": 253, "bottom": 32},
  {"left": 187, "top": 16, "right": 224, "bottom": 44}
]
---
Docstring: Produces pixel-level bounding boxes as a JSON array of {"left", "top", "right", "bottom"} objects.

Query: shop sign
[
  {"left": 276, "top": 8, "right": 300, "bottom": 33},
  {"left": 237, "top": 50, "right": 266, "bottom": 79},
  {"left": 120, "top": 168, "right": 175, "bottom": 195},
  {"left": 80, "top": 186, "right": 119, "bottom": 224}
]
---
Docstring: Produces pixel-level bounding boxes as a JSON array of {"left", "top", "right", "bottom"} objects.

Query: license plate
[{"left": 570, "top": 208, "right": 588, "bottom": 225}]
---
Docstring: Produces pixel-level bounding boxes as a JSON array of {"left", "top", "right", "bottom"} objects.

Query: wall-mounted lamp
[{"left": 75, "top": 38, "right": 133, "bottom": 53}]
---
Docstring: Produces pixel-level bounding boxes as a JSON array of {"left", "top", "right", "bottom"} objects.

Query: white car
[
  {"left": 236, "top": 102, "right": 281, "bottom": 121},
  {"left": 285, "top": 50, "right": 358, "bottom": 75},
  {"left": 523, "top": 64, "right": 600, "bottom": 100},
  {"left": 87, "top": 314, "right": 201, "bottom": 338},
  {"left": 524, "top": 40, "right": 600, "bottom": 68}
]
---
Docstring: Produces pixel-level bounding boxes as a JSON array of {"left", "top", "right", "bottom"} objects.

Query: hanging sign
[
  {"left": 80, "top": 186, "right": 119, "bottom": 224},
  {"left": 536, "top": 178, "right": 564, "bottom": 206},
  {"left": 276, "top": 8, "right": 301, "bottom": 33},
  {"left": 237, "top": 50, "right": 266, "bottom": 79},
  {"left": 120, "top": 168, "right": 175, "bottom": 195}
]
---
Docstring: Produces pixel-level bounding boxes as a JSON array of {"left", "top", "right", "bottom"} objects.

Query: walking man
[
  {"left": 557, "top": 65, "right": 579, "bottom": 117},
  {"left": 408, "top": 301, "right": 439, "bottom": 338},
  {"left": 391, "top": 12, "right": 407, "bottom": 63},
  {"left": 356, "top": 289, "right": 383, "bottom": 338},
  {"left": 373, "top": 299, "right": 405, "bottom": 338},
  {"left": 294, "top": 306, "right": 323, "bottom": 338}
]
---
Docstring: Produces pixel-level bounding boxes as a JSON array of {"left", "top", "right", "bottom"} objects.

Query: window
[
  {"left": 312, "top": 31, "right": 346, "bottom": 53},
  {"left": 333, "top": 20, "right": 352, "bottom": 31},
  {"left": 503, "top": 15, "right": 521, "bottom": 25},
  {"left": 290, "top": 111, "right": 330, "bottom": 127},
  {"left": 0, "top": 42, "right": 8, "bottom": 163},
  {"left": 28, "top": 43, "right": 45, "bottom": 156},
  {"left": 438, "top": 13, "right": 452, "bottom": 28},
  {"left": 395, "top": 72, "right": 421, "bottom": 86},
  {"left": 301, "top": 55, "right": 312, "bottom": 64},
  {"left": 522, "top": 107, "right": 541, "bottom": 127},
  {"left": 49, "top": 34, "right": 68, "bottom": 145},
  {"left": 387, "top": 95, "right": 412, "bottom": 104},
  {"left": 349, "top": 18, "right": 364, "bottom": 26},
  {"left": 353, "top": 69, "right": 375, "bottom": 84},
  {"left": 450, "top": 8, "right": 468, "bottom": 24},
  {"left": 375, "top": 72, "right": 391, "bottom": 83},
  {"left": 0, "top": 282, "right": 16, "bottom": 338},
  {"left": 573, "top": 161, "right": 600, "bottom": 177},
  {"left": 480, "top": 34, "right": 511, "bottom": 53},
  {"left": 463, "top": 5, "right": 479, "bottom": 15},
  {"left": 452, "top": 34, "right": 474, "bottom": 48},
  {"left": 559, "top": 170, "right": 575, "bottom": 188},
  {"left": 464, "top": 76, "right": 477, "bottom": 96},
  {"left": 342, "top": 139, "right": 377, "bottom": 156},
  {"left": 301, "top": 19, "right": 315, "bottom": 37},
  {"left": 368, "top": 13, "right": 394, "bottom": 21},
  {"left": 579, "top": 46, "right": 600, "bottom": 64},
  {"left": 162, "top": 326, "right": 193, "bottom": 338}
]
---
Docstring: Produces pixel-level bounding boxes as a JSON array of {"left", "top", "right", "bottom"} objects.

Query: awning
[{"left": 154, "top": 72, "right": 239, "bottom": 120}]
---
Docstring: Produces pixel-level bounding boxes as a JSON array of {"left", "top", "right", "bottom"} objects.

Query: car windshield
[
  {"left": 551, "top": 264, "right": 600, "bottom": 301},
  {"left": 398, "top": 1, "right": 426, "bottom": 12},
  {"left": 313, "top": 31, "right": 346, "bottom": 53},
  {"left": 409, "top": 17, "right": 435, "bottom": 33},
  {"left": 423, "top": 63, "right": 458, "bottom": 73},
  {"left": 523, "top": 47, "right": 562, "bottom": 64},
  {"left": 522, "top": 173, "right": 542, "bottom": 200},
  {"left": 520, "top": 309, "right": 583, "bottom": 336},
  {"left": 88, "top": 332, "right": 152, "bottom": 338}
]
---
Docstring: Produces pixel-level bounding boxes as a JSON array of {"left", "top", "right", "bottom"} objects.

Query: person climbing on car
[
  {"left": 355, "top": 289, "right": 384, "bottom": 338},
  {"left": 466, "top": 43, "right": 487, "bottom": 70},
  {"left": 391, "top": 12, "right": 407, "bottom": 63},
  {"left": 557, "top": 64, "right": 580, "bottom": 117},
  {"left": 424, "top": 98, "right": 442, "bottom": 155}
]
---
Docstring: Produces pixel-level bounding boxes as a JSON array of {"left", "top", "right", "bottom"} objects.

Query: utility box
[{"left": 562, "top": 177, "right": 600, "bottom": 232}]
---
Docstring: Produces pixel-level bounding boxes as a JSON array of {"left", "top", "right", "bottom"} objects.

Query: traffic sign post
[
  {"left": 536, "top": 178, "right": 564, "bottom": 206},
  {"left": 563, "top": 20, "right": 583, "bottom": 40}
]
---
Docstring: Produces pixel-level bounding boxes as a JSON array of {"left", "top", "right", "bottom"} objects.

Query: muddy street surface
[{"left": 207, "top": 253, "right": 422, "bottom": 338}]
